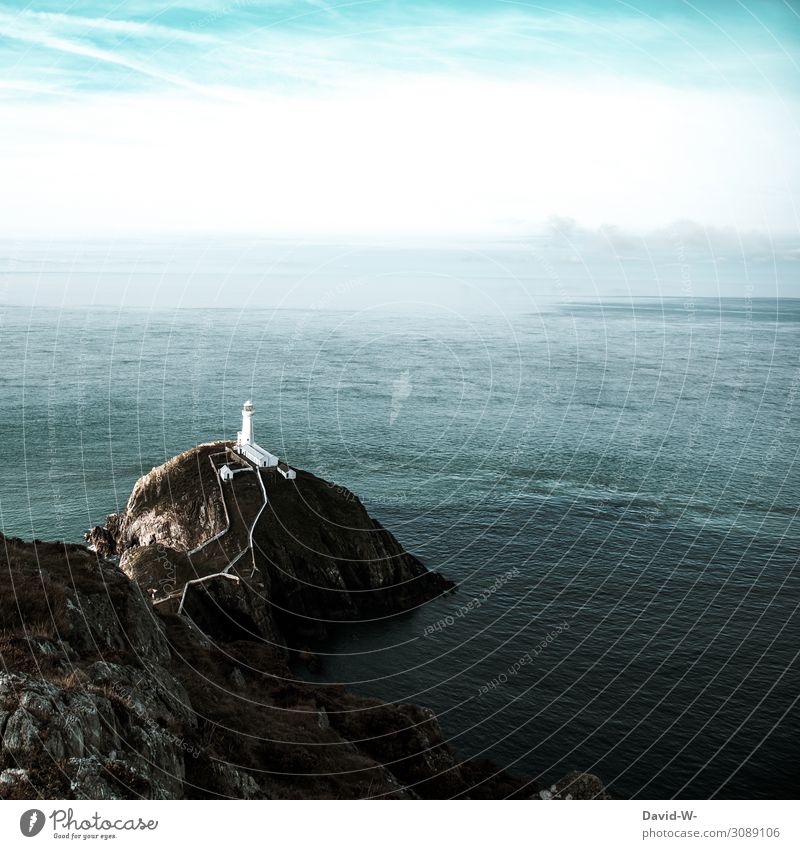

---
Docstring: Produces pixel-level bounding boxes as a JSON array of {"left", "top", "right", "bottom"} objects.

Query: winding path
[{"left": 155, "top": 448, "right": 269, "bottom": 612}]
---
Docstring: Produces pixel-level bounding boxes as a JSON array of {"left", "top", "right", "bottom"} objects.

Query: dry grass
[{"left": 0, "top": 568, "right": 68, "bottom": 640}]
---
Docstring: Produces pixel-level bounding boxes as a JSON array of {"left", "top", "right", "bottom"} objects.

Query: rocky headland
[
  {"left": 87, "top": 442, "right": 455, "bottom": 646},
  {"left": 0, "top": 444, "right": 610, "bottom": 799}
]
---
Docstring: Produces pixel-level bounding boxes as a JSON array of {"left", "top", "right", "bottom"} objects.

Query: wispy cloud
[
  {"left": 0, "top": 8, "right": 228, "bottom": 97},
  {"left": 2, "top": 7, "right": 217, "bottom": 43},
  {"left": 1, "top": 1, "right": 798, "bottom": 100}
]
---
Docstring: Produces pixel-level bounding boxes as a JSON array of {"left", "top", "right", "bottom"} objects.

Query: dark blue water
[{"left": 1, "top": 298, "right": 798, "bottom": 798}]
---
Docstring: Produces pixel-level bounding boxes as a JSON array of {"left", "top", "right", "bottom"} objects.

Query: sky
[{"left": 0, "top": 0, "right": 798, "bottom": 242}]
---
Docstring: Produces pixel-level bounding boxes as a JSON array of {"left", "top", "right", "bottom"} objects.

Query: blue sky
[
  {"left": 3, "top": 1, "right": 799, "bottom": 96},
  {"left": 0, "top": 1, "right": 798, "bottom": 237}
]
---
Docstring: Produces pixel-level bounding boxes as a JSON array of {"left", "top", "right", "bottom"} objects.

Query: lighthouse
[
  {"left": 238, "top": 399, "right": 255, "bottom": 446},
  {"left": 234, "top": 399, "right": 280, "bottom": 468}
]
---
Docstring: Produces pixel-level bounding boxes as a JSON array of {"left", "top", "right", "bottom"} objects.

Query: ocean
[{"left": 1, "top": 297, "right": 798, "bottom": 799}]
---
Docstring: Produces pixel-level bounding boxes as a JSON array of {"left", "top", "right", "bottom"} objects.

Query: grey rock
[
  {"left": 547, "top": 771, "right": 612, "bottom": 800},
  {"left": 209, "top": 762, "right": 263, "bottom": 799},
  {"left": 0, "top": 768, "right": 28, "bottom": 785},
  {"left": 3, "top": 708, "right": 41, "bottom": 756}
]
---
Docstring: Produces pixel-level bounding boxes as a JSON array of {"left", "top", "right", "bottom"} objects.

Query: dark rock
[
  {"left": 104, "top": 443, "right": 454, "bottom": 643},
  {"left": 0, "top": 532, "right": 534, "bottom": 800},
  {"left": 0, "top": 671, "right": 186, "bottom": 799},
  {"left": 84, "top": 523, "right": 117, "bottom": 557},
  {"left": 110, "top": 444, "right": 230, "bottom": 553},
  {"left": 180, "top": 573, "right": 281, "bottom": 646},
  {"left": 297, "top": 647, "right": 322, "bottom": 673}
]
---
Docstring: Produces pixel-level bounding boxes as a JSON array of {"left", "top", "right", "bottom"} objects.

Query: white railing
[{"left": 177, "top": 572, "right": 241, "bottom": 615}]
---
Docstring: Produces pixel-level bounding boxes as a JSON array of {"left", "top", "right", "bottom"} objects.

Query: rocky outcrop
[
  {"left": 0, "top": 536, "right": 195, "bottom": 799},
  {"left": 100, "top": 443, "right": 454, "bottom": 642},
  {"left": 537, "top": 771, "right": 613, "bottom": 800},
  {"left": 255, "top": 470, "right": 453, "bottom": 638},
  {"left": 110, "top": 444, "right": 230, "bottom": 554},
  {"left": 0, "top": 534, "right": 559, "bottom": 800},
  {"left": 84, "top": 518, "right": 119, "bottom": 558},
  {"left": 1, "top": 448, "right": 612, "bottom": 800},
  {"left": 0, "top": 668, "right": 191, "bottom": 799}
]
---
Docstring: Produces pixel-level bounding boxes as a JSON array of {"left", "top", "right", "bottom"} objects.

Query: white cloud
[
  {"left": 0, "top": 77, "right": 796, "bottom": 238},
  {"left": 0, "top": 10, "right": 238, "bottom": 98},
  {"left": 0, "top": 8, "right": 217, "bottom": 43}
]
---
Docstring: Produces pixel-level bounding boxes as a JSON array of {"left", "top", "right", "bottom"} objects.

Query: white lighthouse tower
[
  {"left": 234, "top": 399, "right": 280, "bottom": 468},
  {"left": 238, "top": 399, "right": 255, "bottom": 446}
]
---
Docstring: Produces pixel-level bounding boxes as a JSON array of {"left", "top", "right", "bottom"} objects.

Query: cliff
[
  {"left": 1, "top": 446, "right": 611, "bottom": 800},
  {"left": 88, "top": 443, "right": 454, "bottom": 643},
  {"left": 0, "top": 534, "right": 544, "bottom": 799}
]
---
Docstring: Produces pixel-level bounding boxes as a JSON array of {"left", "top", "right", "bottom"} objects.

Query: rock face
[
  {"left": 255, "top": 467, "right": 453, "bottom": 638},
  {"left": 115, "top": 444, "right": 230, "bottom": 553},
  {"left": 2, "top": 448, "right": 612, "bottom": 800},
  {"left": 0, "top": 534, "right": 557, "bottom": 800},
  {"left": 0, "top": 667, "right": 192, "bottom": 800},
  {"left": 537, "top": 771, "right": 613, "bottom": 800},
  {"left": 178, "top": 573, "right": 280, "bottom": 645},
  {"left": 100, "top": 443, "right": 454, "bottom": 642},
  {"left": 0, "top": 537, "right": 194, "bottom": 799}
]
